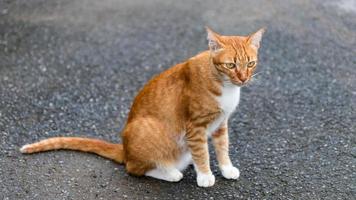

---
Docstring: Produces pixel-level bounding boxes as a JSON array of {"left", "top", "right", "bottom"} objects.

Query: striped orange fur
[
  {"left": 21, "top": 27, "right": 265, "bottom": 187},
  {"left": 21, "top": 137, "right": 124, "bottom": 163}
]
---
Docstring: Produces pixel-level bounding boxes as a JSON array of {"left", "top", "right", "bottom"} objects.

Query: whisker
[
  {"left": 246, "top": 74, "right": 263, "bottom": 87},
  {"left": 252, "top": 71, "right": 263, "bottom": 78}
]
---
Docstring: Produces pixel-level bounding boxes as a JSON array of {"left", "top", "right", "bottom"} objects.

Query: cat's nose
[
  {"left": 240, "top": 76, "right": 248, "bottom": 83},
  {"left": 237, "top": 71, "right": 248, "bottom": 83}
]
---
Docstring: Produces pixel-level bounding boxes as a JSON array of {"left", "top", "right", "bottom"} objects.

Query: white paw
[
  {"left": 197, "top": 172, "right": 215, "bottom": 187},
  {"left": 145, "top": 167, "right": 183, "bottom": 182},
  {"left": 221, "top": 165, "right": 240, "bottom": 179},
  {"left": 167, "top": 170, "right": 183, "bottom": 182}
]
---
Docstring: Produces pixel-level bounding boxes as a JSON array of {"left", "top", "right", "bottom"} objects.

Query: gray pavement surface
[{"left": 1, "top": 0, "right": 356, "bottom": 199}]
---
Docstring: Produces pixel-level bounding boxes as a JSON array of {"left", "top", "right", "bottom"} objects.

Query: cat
[{"left": 20, "top": 27, "right": 265, "bottom": 187}]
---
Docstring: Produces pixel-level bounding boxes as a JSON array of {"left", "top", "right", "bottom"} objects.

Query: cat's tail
[{"left": 20, "top": 137, "right": 124, "bottom": 163}]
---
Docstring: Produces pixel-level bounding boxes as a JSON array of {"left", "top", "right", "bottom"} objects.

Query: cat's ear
[
  {"left": 247, "top": 28, "right": 266, "bottom": 50},
  {"left": 206, "top": 27, "right": 223, "bottom": 53}
]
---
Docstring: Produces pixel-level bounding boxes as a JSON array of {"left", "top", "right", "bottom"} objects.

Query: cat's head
[{"left": 206, "top": 27, "right": 265, "bottom": 86}]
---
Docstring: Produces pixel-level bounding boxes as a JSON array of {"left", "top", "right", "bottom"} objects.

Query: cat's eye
[
  {"left": 247, "top": 61, "right": 256, "bottom": 68},
  {"left": 225, "top": 63, "right": 236, "bottom": 69}
]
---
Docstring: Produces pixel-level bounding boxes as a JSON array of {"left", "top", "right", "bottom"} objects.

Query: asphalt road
[{"left": 1, "top": 0, "right": 355, "bottom": 199}]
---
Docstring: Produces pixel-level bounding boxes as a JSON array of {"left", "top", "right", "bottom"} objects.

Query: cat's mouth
[
  {"left": 221, "top": 74, "right": 249, "bottom": 86},
  {"left": 231, "top": 79, "right": 249, "bottom": 87}
]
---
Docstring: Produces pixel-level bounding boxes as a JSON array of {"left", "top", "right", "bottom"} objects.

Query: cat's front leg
[
  {"left": 212, "top": 122, "right": 240, "bottom": 180},
  {"left": 186, "top": 126, "right": 215, "bottom": 187}
]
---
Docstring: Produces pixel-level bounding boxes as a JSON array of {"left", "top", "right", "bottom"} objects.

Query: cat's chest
[
  {"left": 217, "top": 84, "right": 241, "bottom": 115},
  {"left": 206, "top": 84, "right": 240, "bottom": 137}
]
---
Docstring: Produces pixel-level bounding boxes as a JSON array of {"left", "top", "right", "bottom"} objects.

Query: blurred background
[{"left": 0, "top": 0, "right": 355, "bottom": 199}]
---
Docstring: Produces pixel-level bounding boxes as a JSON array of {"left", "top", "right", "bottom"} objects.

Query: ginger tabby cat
[{"left": 21, "top": 27, "right": 265, "bottom": 187}]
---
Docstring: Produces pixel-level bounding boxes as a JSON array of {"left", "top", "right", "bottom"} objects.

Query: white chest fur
[
  {"left": 206, "top": 84, "right": 240, "bottom": 137},
  {"left": 217, "top": 83, "right": 240, "bottom": 115}
]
